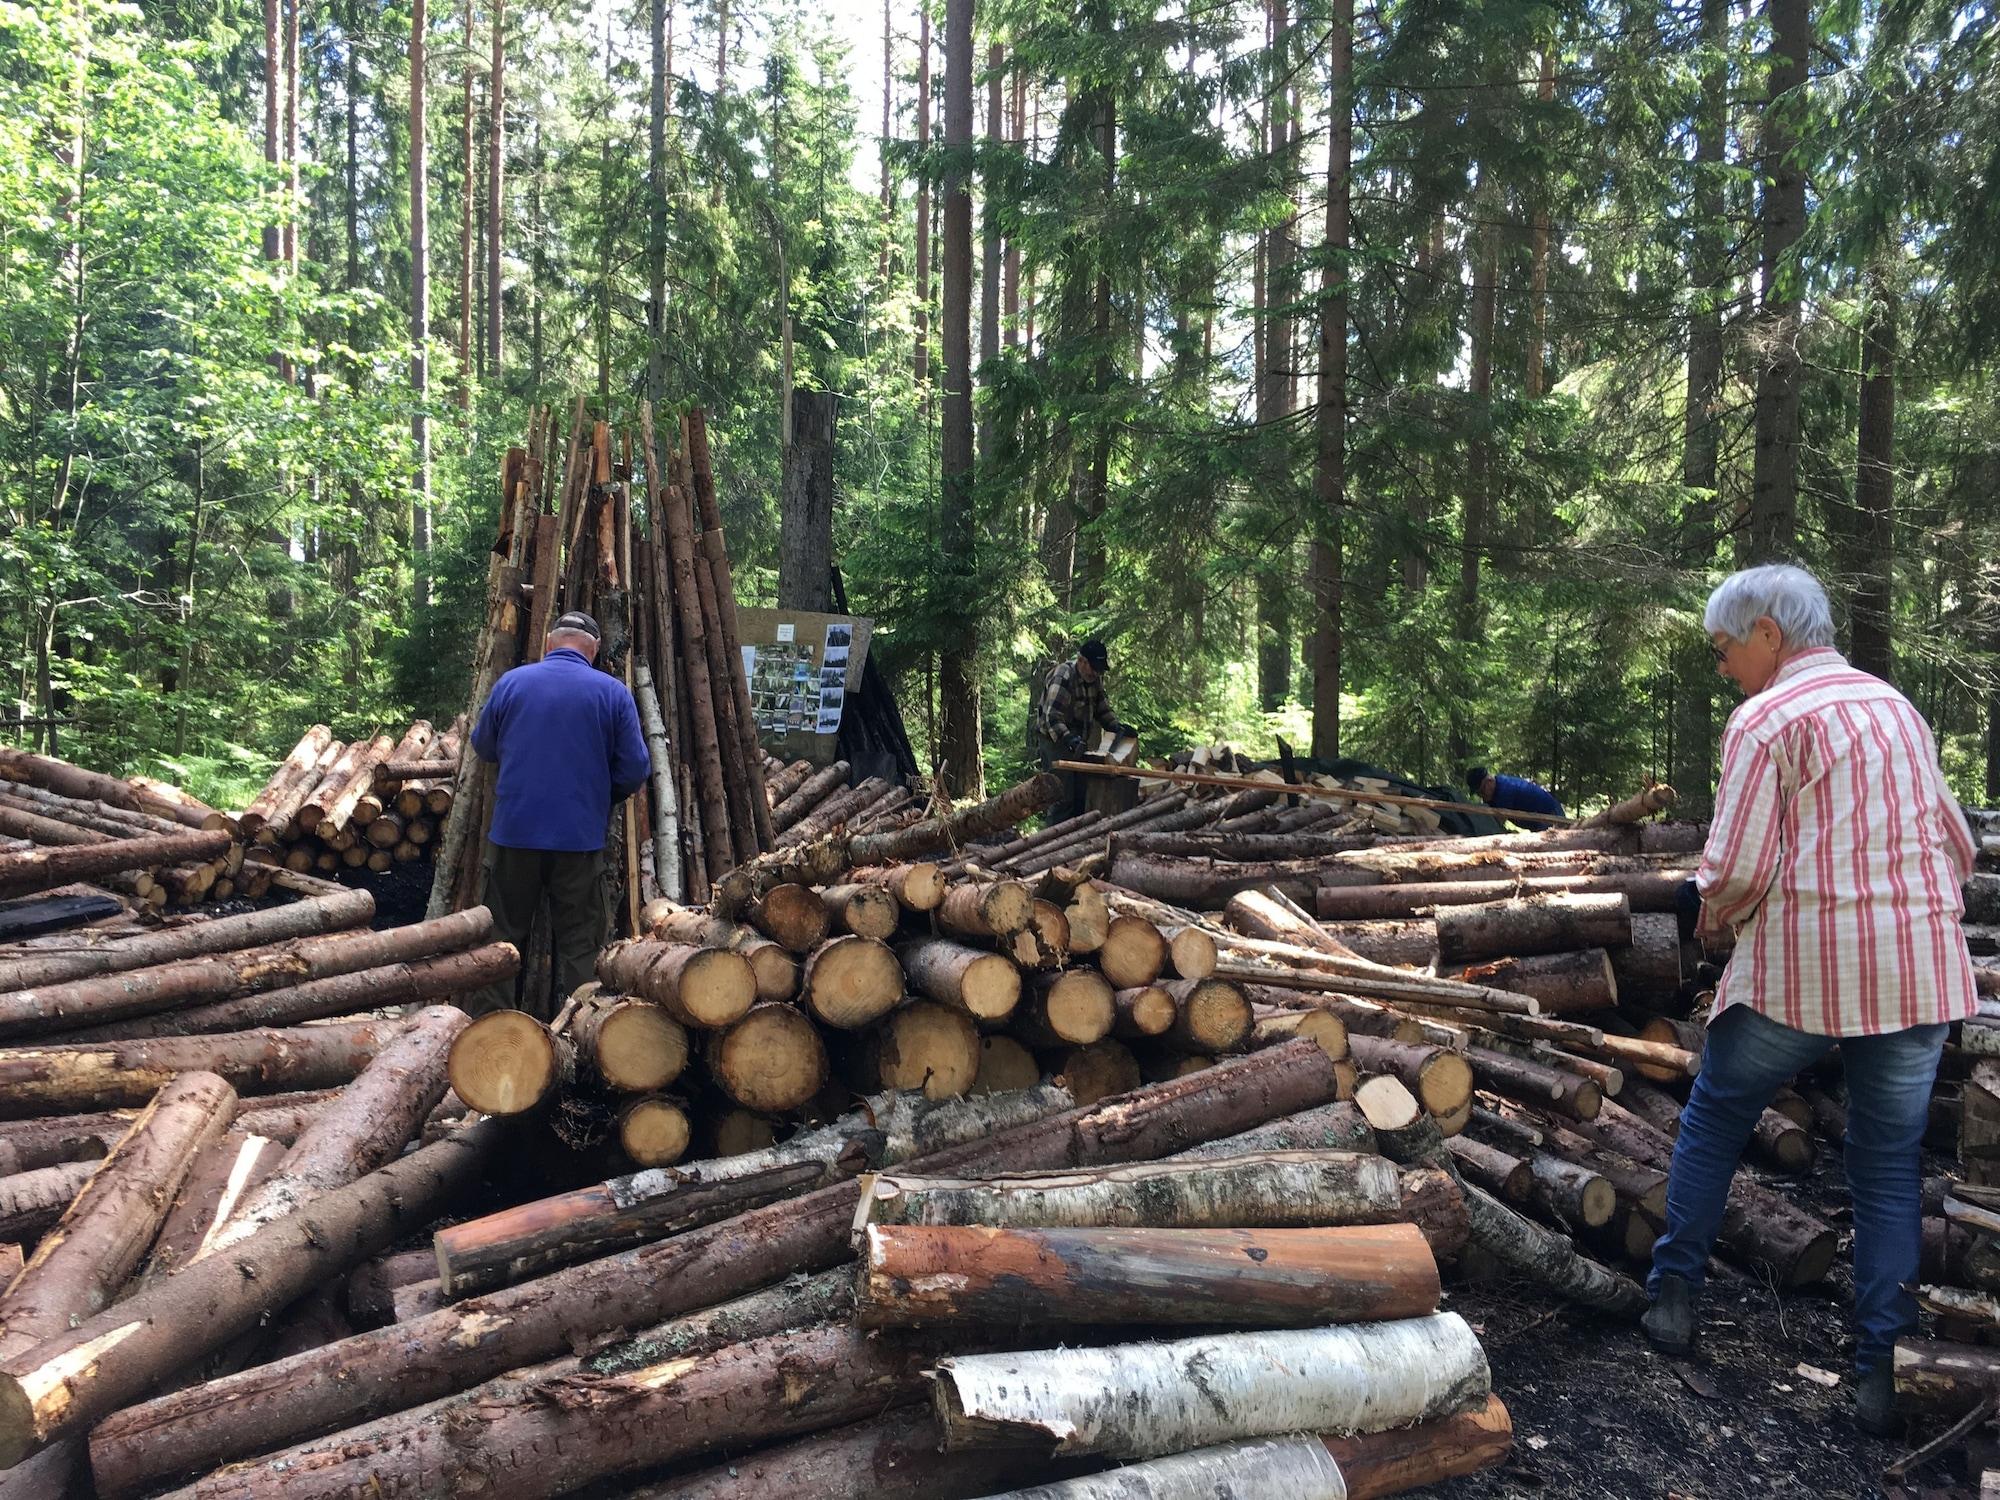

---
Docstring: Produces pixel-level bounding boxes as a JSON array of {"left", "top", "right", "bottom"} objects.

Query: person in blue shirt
[
  {"left": 1465, "top": 765, "right": 1565, "bottom": 827},
  {"left": 469, "top": 611, "right": 651, "bottom": 1015}
]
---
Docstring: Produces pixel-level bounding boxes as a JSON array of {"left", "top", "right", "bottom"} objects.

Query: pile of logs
[
  {"left": 0, "top": 746, "right": 245, "bottom": 911},
  {"left": 234, "top": 719, "right": 463, "bottom": 879}
]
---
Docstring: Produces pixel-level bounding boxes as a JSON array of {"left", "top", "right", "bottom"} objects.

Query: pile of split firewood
[{"left": 236, "top": 718, "right": 462, "bottom": 879}]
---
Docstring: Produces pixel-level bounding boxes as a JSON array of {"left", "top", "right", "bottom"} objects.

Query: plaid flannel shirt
[
  {"left": 1698, "top": 647, "right": 1978, "bottom": 1037},
  {"left": 1036, "top": 660, "right": 1119, "bottom": 751}
]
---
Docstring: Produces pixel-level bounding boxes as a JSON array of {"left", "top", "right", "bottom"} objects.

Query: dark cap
[
  {"left": 552, "top": 611, "right": 601, "bottom": 641},
  {"left": 1464, "top": 766, "right": 1490, "bottom": 792},
  {"left": 1079, "top": 638, "right": 1109, "bottom": 669}
]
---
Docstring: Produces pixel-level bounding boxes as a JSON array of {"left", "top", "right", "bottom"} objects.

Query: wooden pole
[{"left": 1056, "top": 759, "right": 1573, "bottom": 824}]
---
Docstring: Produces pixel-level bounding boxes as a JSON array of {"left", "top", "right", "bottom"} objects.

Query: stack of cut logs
[
  {"left": 234, "top": 718, "right": 463, "bottom": 880},
  {"left": 0, "top": 746, "right": 245, "bottom": 910},
  {"left": 1150, "top": 744, "right": 1447, "bottom": 834}
]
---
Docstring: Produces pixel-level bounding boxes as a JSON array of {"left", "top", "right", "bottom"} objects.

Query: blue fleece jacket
[
  {"left": 470, "top": 648, "right": 651, "bottom": 852},
  {"left": 1488, "top": 773, "right": 1564, "bottom": 820}
]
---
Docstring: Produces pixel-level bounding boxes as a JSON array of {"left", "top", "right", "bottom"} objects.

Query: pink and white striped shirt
[{"left": 1698, "top": 647, "right": 1978, "bottom": 1037}]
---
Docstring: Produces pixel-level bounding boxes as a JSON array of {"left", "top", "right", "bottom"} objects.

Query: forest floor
[{"left": 1435, "top": 1149, "right": 1966, "bottom": 1500}]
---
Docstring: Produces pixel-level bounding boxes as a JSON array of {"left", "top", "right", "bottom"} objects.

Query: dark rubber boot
[
  {"left": 1855, "top": 1365, "right": 1898, "bottom": 1438},
  {"left": 1642, "top": 1273, "right": 1695, "bottom": 1356}
]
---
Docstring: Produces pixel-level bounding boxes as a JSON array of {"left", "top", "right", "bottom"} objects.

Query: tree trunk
[
  {"left": 936, "top": 0, "right": 981, "bottom": 801},
  {"left": 1348, "top": 1035, "right": 1474, "bottom": 1118},
  {"left": 457, "top": 0, "right": 475, "bottom": 407},
  {"left": 980, "top": 43, "right": 1002, "bottom": 466},
  {"left": 1745, "top": 0, "right": 1809, "bottom": 563},
  {"left": 897, "top": 937, "right": 1023, "bottom": 1021},
  {"left": 485, "top": 0, "right": 504, "bottom": 376},
  {"left": 1433, "top": 893, "right": 1633, "bottom": 965},
  {"left": 410, "top": 0, "right": 431, "bottom": 575},
  {"left": 935, "top": 1315, "right": 1488, "bottom": 1458},
  {"left": 596, "top": 939, "right": 757, "bottom": 1028},
  {"left": 858, "top": 1222, "right": 1438, "bottom": 1328},
  {"left": 0, "top": 1018, "right": 415, "bottom": 1119},
  {"left": 1457, "top": 948, "right": 1618, "bottom": 1015},
  {"left": 435, "top": 1087, "right": 1074, "bottom": 1296},
  {"left": 914, "top": 1, "right": 931, "bottom": 387},
  {"left": 0, "top": 1122, "right": 504, "bottom": 1472},
  {"left": 1451, "top": 166, "right": 1499, "bottom": 764},
  {"left": 776, "top": 391, "right": 837, "bottom": 611},
  {"left": 1849, "top": 265, "right": 1896, "bottom": 678},
  {"left": 0, "top": 907, "right": 492, "bottom": 1040},
  {"left": 0, "top": 830, "right": 229, "bottom": 899},
  {"left": 642, "top": 903, "right": 798, "bottom": 1002},
  {"left": 1306, "top": 0, "right": 1350, "bottom": 758},
  {"left": 201, "top": 1008, "right": 467, "bottom": 1255},
  {"left": 94, "top": 1045, "right": 1346, "bottom": 1493}
]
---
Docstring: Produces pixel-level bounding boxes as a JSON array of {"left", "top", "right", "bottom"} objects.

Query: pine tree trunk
[
  {"left": 486, "top": 0, "right": 504, "bottom": 375},
  {"left": 1849, "top": 266, "right": 1896, "bottom": 678},
  {"left": 458, "top": 0, "right": 475, "bottom": 407},
  {"left": 777, "top": 391, "right": 838, "bottom": 610},
  {"left": 1306, "top": 0, "right": 1350, "bottom": 759},
  {"left": 1745, "top": 0, "right": 1809, "bottom": 563},
  {"left": 914, "top": 3, "right": 931, "bottom": 386},
  {"left": 936, "top": 0, "right": 981, "bottom": 800},
  {"left": 410, "top": 0, "right": 431, "bottom": 573}
]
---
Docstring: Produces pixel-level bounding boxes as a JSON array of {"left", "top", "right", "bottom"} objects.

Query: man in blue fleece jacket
[{"left": 469, "top": 611, "right": 650, "bottom": 1015}]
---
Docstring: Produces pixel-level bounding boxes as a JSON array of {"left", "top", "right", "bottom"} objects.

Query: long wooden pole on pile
[
  {"left": 1054, "top": 761, "right": 1575, "bottom": 826},
  {"left": 633, "top": 661, "right": 683, "bottom": 902}
]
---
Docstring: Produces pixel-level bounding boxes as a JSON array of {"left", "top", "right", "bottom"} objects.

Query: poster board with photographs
[{"left": 734, "top": 608, "right": 873, "bottom": 764}]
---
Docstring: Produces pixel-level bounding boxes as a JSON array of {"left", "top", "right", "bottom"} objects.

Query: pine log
[
  {"left": 1160, "top": 976, "right": 1252, "bottom": 1054},
  {"left": 1566, "top": 1030, "right": 1700, "bottom": 1083},
  {"left": 312, "top": 733, "right": 397, "bottom": 837},
  {"left": 293, "top": 739, "right": 368, "bottom": 833},
  {"left": 199, "top": 1007, "right": 466, "bottom": 1255},
  {"left": 1894, "top": 1339, "right": 2000, "bottom": 1408},
  {"left": 1098, "top": 915, "right": 1169, "bottom": 990},
  {"left": 1249, "top": 1006, "right": 1349, "bottom": 1060},
  {"left": 140, "top": 1131, "right": 287, "bottom": 1282},
  {"left": 0, "top": 1161, "right": 99, "bottom": 1242},
  {"left": 0, "top": 831, "right": 231, "bottom": 899},
  {"left": 1315, "top": 918, "right": 1437, "bottom": 968},
  {"left": 858, "top": 1222, "right": 1440, "bottom": 1329},
  {"left": 1159, "top": 1102, "right": 1366, "bottom": 1163},
  {"left": 1, "top": 1119, "right": 503, "bottom": 1471},
  {"left": 778, "top": 778, "right": 893, "bottom": 848},
  {"left": 1050, "top": 1039, "right": 1140, "bottom": 1105},
  {"left": 238, "top": 728, "right": 334, "bottom": 838},
  {"left": 642, "top": 902, "right": 799, "bottom": 1003},
  {"left": 763, "top": 759, "right": 814, "bottom": 807},
  {"left": 1249, "top": 988, "right": 1423, "bottom": 1043},
  {"left": 865, "top": 1001, "right": 980, "bottom": 1099},
  {"left": 706, "top": 1003, "right": 829, "bottom": 1112},
  {"left": 565, "top": 993, "right": 689, "bottom": 1093},
  {"left": 1525, "top": 1151, "right": 1617, "bottom": 1229},
  {"left": 1313, "top": 870, "right": 1690, "bottom": 920},
  {"left": 1457, "top": 948, "right": 1618, "bottom": 1014},
  {"left": 1161, "top": 924, "right": 1217, "bottom": 980},
  {"left": 0, "top": 1246, "right": 17, "bottom": 1286},
  {"left": 1349, "top": 1035, "right": 1474, "bottom": 1118},
  {"left": 936, "top": 879, "right": 1034, "bottom": 942},
  {"left": 933, "top": 1315, "right": 1489, "bottom": 1458},
  {"left": 0, "top": 907, "right": 491, "bottom": 1040},
  {"left": 1111, "top": 984, "right": 1176, "bottom": 1039},
  {"left": 1009, "top": 790, "right": 1217, "bottom": 877},
  {"left": 353, "top": 724, "right": 434, "bottom": 826},
  {"left": 616, "top": 1096, "right": 692, "bottom": 1167},
  {"left": 1008, "top": 898, "right": 1072, "bottom": 968},
  {"left": 820, "top": 883, "right": 900, "bottom": 940},
  {"left": 1749, "top": 1106, "right": 1815, "bottom": 1172},
  {"left": 0, "top": 749, "right": 217, "bottom": 833},
  {"left": 91, "top": 1044, "right": 1347, "bottom": 1491},
  {"left": 434, "top": 1087, "right": 1076, "bottom": 1297},
  {"left": 448, "top": 1010, "right": 574, "bottom": 1115},
  {"left": 59, "top": 944, "right": 519, "bottom": 1041},
  {"left": 847, "top": 773, "right": 1062, "bottom": 866},
  {"left": 1048, "top": 872, "right": 1110, "bottom": 954},
  {"left": 1611, "top": 912, "right": 1684, "bottom": 1006},
  {"left": 597, "top": 939, "right": 757, "bottom": 1028},
  {"left": 1109, "top": 829, "right": 1382, "bottom": 860},
  {"left": 1320, "top": 1394, "right": 1515, "bottom": 1499},
  {"left": 1446, "top": 1136, "right": 1531, "bottom": 1201},
  {"left": 1581, "top": 784, "right": 1677, "bottom": 828},
  {"left": 797, "top": 936, "right": 904, "bottom": 1029},
  {"left": 747, "top": 882, "right": 832, "bottom": 952},
  {"left": 852, "top": 861, "right": 947, "bottom": 913},
  {"left": 771, "top": 762, "right": 850, "bottom": 832},
  {"left": 1106, "top": 852, "right": 1324, "bottom": 908},
  {"left": 898, "top": 938, "right": 1022, "bottom": 1022},
  {"left": 1015, "top": 969, "right": 1116, "bottom": 1048},
  {"left": 1467, "top": 1045, "right": 1602, "bottom": 1120},
  {"left": 973, "top": 1036, "right": 1043, "bottom": 1095},
  {"left": 1213, "top": 957, "right": 1540, "bottom": 1019},
  {"left": 0, "top": 1017, "right": 410, "bottom": 1118},
  {"left": 1433, "top": 894, "right": 1633, "bottom": 965}
]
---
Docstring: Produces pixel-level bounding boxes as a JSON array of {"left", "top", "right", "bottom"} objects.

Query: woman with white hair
[{"left": 1642, "top": 563, "right": 1978, "bottom": 1435}]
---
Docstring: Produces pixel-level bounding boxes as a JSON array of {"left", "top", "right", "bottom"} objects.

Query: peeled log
[
  {"left": 0, "top": 1119, "right": 504, "bottom": 1470},
  {"left": 1321, "top": 1393, "right": 1515, "bottom": 1499},
  {"left": 0, "top": 830, "right": 231, "bottom": 899},
  {"left": 1895, "top": 1339, "right": 2000, "bottom": 1409},
  {"left": 1434, "top": 894, "right": 1632, "bottom": 966},
  {"left": 0, "top": 908, "right": 492, "bottom": 1041},
  {"left": 0, "top": 1018, "right": 411, "bottom": 1119},
  {"left": 598, "top": 939, "right": 757, "bottom": 1028},
  {"left": 200, "top": 1006, "right": 468, "bottom": 1255},
  {"left": 433, "top": 1087, "right": 1076, "bottom": 1297},
  {"left": 933, "top": 1315, "right": 1490, "bottom": 1458},
  {"left": 799, "top": 936, "right": 903, "bottom": 1029},
  {"left": 706, "top": 1004, "right": 828, "bottom": 1112},
  {"left": 88, "top": 1045, "right": 1345, "bottom": 1494},
  {"left": 898, "top": 939, "right": 1022, "bottom": 1022},
  {"left": 859, "top": 1223, "right": 1440, "bottom": 1329},
  {"left": 855, "top": 1151, "right": 1404, "bottom": 1235}
]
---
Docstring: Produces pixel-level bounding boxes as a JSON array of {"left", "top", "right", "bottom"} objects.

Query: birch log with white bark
[{"left": 971, "top": 1436, "right": 1347, "bottom": 1499}]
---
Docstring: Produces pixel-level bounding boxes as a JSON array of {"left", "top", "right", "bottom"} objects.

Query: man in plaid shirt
[
  {"left": 1643, "top": 565, "right": 1977, "bottom": 1436},
  {"left": 1035, "top": 639, "right": 1136, "bottom": 820}
]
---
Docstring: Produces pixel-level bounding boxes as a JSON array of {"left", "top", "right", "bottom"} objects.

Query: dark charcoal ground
[{"left": 1434, "top": 1147, "right": 1973, "bottom": 1500}]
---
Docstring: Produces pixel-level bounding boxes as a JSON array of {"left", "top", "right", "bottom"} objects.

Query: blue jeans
[{"left": 1648, "top": 1003, "right": 1947, "bottom": 1372}]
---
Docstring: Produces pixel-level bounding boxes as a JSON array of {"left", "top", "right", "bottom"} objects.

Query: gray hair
[{"left": 1702, "top": 564, "right": 1837, "bottom": 648}]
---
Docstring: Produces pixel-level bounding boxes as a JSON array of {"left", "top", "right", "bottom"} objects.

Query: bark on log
[
  {"left": 597, "top": 939, "right": 757, "bottom": 1028},
  {"left": 1457, "top": 949, "right": 1618, "bottom": 1015},
  {"left": 1894, "top": 1339, "right": 2000, "bottom": 1408},
  {"left": 855, "top": 1151, "right": 1404, "bottom": 1235},
  {"left": 1446, "top": 1136, "right": 1531, "bottom": 1201},
  {"left": 1320, "top": 1394, "right": 1514, "bottom": 1499},
  {"left": 1167, "top": 1102, "right": 1375, "bottom": 1160},
  {"left": 140, "top": 1131, "right": 287, "bottom": 1283},
  {"left": 1580, "top": 784, "right": 1677, "bottom": 828},
  {"left": 238, "top": 728, "right": 334, "bottom": 837},
  {"left": 89, "top": 1044, "right": 1346, "bottom": 1492},
  {"left": 1106, "top": 853, "right": 1322, "bottom": 908},
  {"left": 0, "top": 1119, "right": 504, "bottom": 1470},
  {"left": 1314, "top": 870, "right": 1690, "bottom": 921},
  {"left": 799, "top": 936, "right": 904, "bottom": 1029},
  {"left": 762, "top": 759, "right": 814, "bottom": 807},
  {"left": 820, "top": 883, "right": 899, "bottom": 940},
  {"left": 979, "top": 1436, "right": 1347, "bottom": 1499},
  {"left": 0, "top": 1162, "right": 98, "bottom": 1242},
  {"left": 562, "top": 992, "right": 689, "bottom": 1093},
  {"left": 434, "top": 1087, "right": 1075, "bottom": 1297},
  {"left": 852, "top": 861, "right": 948, "bottom": 913},
  {"left": 0, "top": 1246, "right": 17, "bottom": 1285},
  {"left": 847, "top": 774, "right": 1062, "bottom": 866},
  {"left": 858, "top": 1223, "right": 1440, "bottom": 1328},
  {"left": 1349, "top": 1035, "right": 1474, "bottom": 1118},
  {"left": 1315, "top": 918, "right": 1436, "bottom": 968},
  {"left": 0, "top": 749, "right": 217, "bottom": 832},
  {"left": 1015, "top": 970, "right": 1116, "bottom": 1048},
  {"left": 1611, "top": 913, "right": 1684, "bottom": 1006},
  {"left": 747, "top": 883, "right": 832, "bottom": 952},
  {"left": 199, "top": 1006, "right": 468, "bottom": 1255},
  {"left": 864, "top": 1001, "right": 980, "bottom": 1100},
  {"left": 1467, "top": 1045, "right": 1602, "bottom": 1121},
  {"left": 932, "top": 1315, "right": 1490, "bottom": 1458},
  {"left": 312, "top": 733, "right": 397, "bottom": 837},
  {"left": 1525, "top": 1151, "right": 1617, "bottom": 1230},
  {"left": 447, "top": 1010, "right": 574, "bottom": 1115},
  {"left": 706, "top": 1003, "right": 829, "bottom": 1112},
  {"left": 770, "top": 762, "right": 850, "bottom": 833},
  {"left": 0, "top": 831, "right": 231, "bottom": 899},
  {"left": 0, "top": 1017, "right": 411, "bottom": 1118},
  {"left": 1109, "top": 830, "right": 1381, "bottom": 860},
  {"left": 642, "top": 903, "right": 799, "bottom": 1003},
  {"left": 937, "top": 879, "right": 1034, "bottom": 941},
  {"left": 0, "top": 1072, "right": 234, "bottom": 1385},
  {"left": 59, "top": 944, "right": 519, "bottom": 1041},
  {"left": 1434, "top": 894, "right": 1633, "bottom": 966},
  {"left": 0, "top": 907, "right": 491, "bottom": 1040},
  {"left": 1160, "top": 977, "right": 1252, "bottom": 1054},
  {"left": 897, "top": 938, "right": 1022, "bottom": 1022}
]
